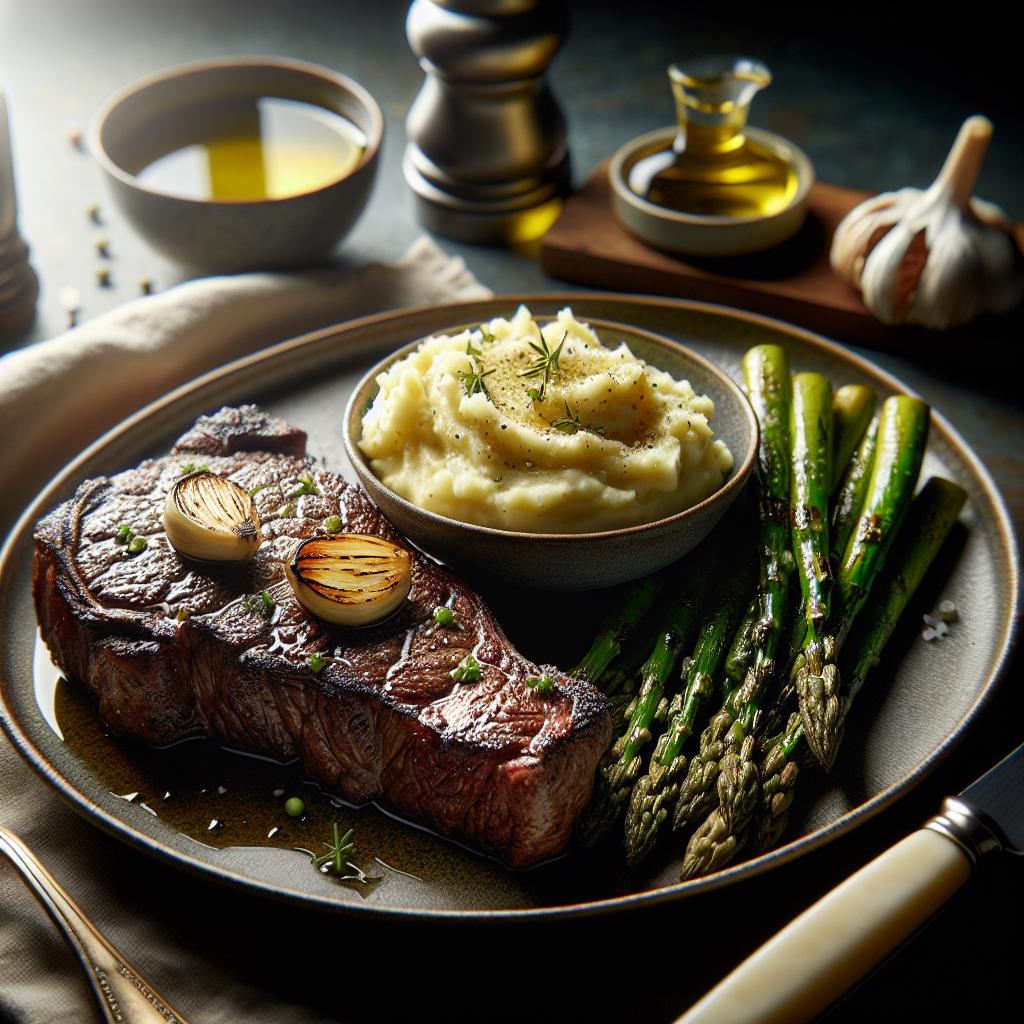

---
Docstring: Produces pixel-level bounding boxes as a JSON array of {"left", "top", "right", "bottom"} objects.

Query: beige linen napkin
[
  {"left": 0, "top": 237, "right": 490, "bottom": 1024},
  {"left": 0, "top": 235, "right": 490, "bottom": 539}
]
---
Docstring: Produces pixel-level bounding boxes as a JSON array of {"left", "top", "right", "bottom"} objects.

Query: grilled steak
[{"left": 33, "top": 406, "right": 611, "bottom": 868}]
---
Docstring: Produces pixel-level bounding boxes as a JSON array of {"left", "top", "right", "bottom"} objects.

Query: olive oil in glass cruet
[{"left": 627, "top": 57, "right": 799, "bottom": 219}]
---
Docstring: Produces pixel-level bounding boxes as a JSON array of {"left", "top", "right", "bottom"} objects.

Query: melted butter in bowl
[{"left": 344, "top": 309, "right": 758, "bottom": 590}]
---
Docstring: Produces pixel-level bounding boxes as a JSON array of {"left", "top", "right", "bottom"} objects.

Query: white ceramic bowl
[{"left": 91, "top": 56, "right": 383, "bottom": 271}]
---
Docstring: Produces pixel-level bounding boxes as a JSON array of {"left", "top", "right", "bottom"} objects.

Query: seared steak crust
[{"left": 33, "top": 406, "right": 610, "bottom": 867}]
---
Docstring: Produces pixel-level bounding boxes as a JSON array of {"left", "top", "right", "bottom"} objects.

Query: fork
[{"left": 0, "top": 826, "right": 190, "bottom": 1023}]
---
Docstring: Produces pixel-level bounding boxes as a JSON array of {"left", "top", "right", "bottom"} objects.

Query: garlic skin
[
  {"left": 164, "top": 471, "right": 262, "bottom": 562},
  {"left": 286, "top": 534, "right": 412, "bottom": 627},
  {"left": 831, "top": 116, "right": 1023, "bottom": 329}
]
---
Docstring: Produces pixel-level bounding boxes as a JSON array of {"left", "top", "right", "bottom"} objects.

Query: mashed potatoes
[{"left": 358, "top": 307, "right": 734, "bottom": 533}]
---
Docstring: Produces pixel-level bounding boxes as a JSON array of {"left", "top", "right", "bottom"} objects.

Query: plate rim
[{"left": 1, "top": 291, "right": 1019, "bottom": 921}]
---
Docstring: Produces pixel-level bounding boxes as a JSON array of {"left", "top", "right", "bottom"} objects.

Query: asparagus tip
[{"left": 795, "top": 655, "right": 843, "bottom": 771}]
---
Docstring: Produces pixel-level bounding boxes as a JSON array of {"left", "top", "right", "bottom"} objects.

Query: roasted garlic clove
[
  {"left": 830, "top": 116, "right": 1024, "bottom": 329},
  {"left": 286, "top": 534, "right": 412, "bottom": 626},
  {"left": 164, "top": 471, "right": 262, "bottom": 561}
]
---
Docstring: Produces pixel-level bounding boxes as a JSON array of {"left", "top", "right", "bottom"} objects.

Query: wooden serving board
[{"left": 540, "top": 162, "right": 1024, "bottom": 350}]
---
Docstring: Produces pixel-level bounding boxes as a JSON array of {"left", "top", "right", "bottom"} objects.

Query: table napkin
[
  {"left": 0, "top": 237, "right": 490, "bottom": 1024},
  {"left": 0, "top": 236, "right": 490, "bottom": 540}
]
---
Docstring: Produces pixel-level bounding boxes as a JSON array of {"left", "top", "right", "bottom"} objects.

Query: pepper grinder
[
  {"left": 0, "top": 89, "right": 39, "bottom": 340},
  {"left": 404, "top": 0, "right": 571, "bottom": 244}
]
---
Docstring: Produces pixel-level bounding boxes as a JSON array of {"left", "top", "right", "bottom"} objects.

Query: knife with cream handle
[{"left": 677, "top": 740, "right": 1024, "bottom": 1024}]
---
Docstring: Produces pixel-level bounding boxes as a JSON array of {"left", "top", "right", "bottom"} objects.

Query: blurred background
[{"left": 1, "top": 0, "right": 1020, "bottom": 348}]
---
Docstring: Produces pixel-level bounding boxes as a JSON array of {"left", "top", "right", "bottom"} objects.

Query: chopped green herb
[
  {"left": 247, "top": 481, "right": 272, "bottom": 497},
  {"left": 526, "top": 387, "right": 543, "bottom": 403},
  {"left": 526, "top": 674, "right": 557, "bottom": 696},
  {"left": 518, "top": 330, "right": 566, "bottom": 402},
  {"left": 313, "top": 822, "right": 357, "bottom": 875},
  {"left": 551, "top": 401, "right": 583, "bottom": 435},
  {"left": 466, "top": 337, "right": 482, "bottom": 358},
  {"left": 433, "top": 606, "right": 457, "bottom": 629},
  {"left": 114, "top": 523, "right": 133, "bottom": 545},
  {"left": 479, "top": 325, "right": 496, "bottom": 344},
  {"left": 457, "top": 357, "right": 495, "bottom": 399},
  {"left": 243, "top": 590, "right": 277, "bottom": 618},
  {"left": 179, "top": 463, "right": 209, "bottom": 475},
  {"left": 284, "top": 796, "right": 305, "bottom": 818},
  {"left": 324, "top": 514, "right": 343, "bottom": 534},
  {"left": 175, "top": 607, "right": 191, "bottom": 622},
  {"left": 450, "top": 653, "right": 482, "bottom": 683},
  {"left": 278, "top": 502, "right": 297, "bottom": 519},
  {"left": 289, "top": 472, "right": 318, "bottom": 498},
  {"left": 127, "top": 536, "right": 148, "bottom": 555},
  {"left": 307, "top": 653, "right": 327, "bottom": 674}
]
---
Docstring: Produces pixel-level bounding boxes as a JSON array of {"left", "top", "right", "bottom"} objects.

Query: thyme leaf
[{"left": 457, "top": 357, "right": 495, "bottom": 399}]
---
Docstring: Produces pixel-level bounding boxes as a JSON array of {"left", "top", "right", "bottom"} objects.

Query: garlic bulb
[
  {"left": 164, "top": 471, "right": 262, "bottom": 561},
  {"left": 286, "top": 534, "right": 412, "bottom": 626},
  {"left": 831, "top": 116, "right": 1023, "bottom": 329}
]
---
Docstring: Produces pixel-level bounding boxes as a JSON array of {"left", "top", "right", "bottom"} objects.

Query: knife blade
[{"left": 676, "top": 740, "right": 1024, "bottom": 1024}]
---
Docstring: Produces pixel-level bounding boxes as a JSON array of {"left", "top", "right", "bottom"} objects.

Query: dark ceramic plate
[{"left": 0, "top": 295, "right": 1018, "bottom": 920}]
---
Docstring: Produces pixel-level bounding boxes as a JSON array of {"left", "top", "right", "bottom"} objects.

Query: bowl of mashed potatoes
[{"left": 343, "top": 307, "right": 757, "bottom": 590}]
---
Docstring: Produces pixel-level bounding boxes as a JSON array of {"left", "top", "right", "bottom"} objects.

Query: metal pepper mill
[
  {"left": 404, "top": 0, "right": 571, "bottom": 245},
  {"left": 0, "top": 89, "right": 39, "bottom": 340}
]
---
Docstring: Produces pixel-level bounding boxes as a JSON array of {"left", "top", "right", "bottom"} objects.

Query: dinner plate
[{"left": 0, "top": 294, "right": 1018, "bottom": 920}]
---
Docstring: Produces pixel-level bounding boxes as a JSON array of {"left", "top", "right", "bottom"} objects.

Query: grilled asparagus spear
[
  {"left": 796, "top": 395, "right": 929, "bottom": 769},
  {"left": 681, "top": 374, "right": 834, "bottom": 872},
  {"left": 572, "top": 576, "right": 662, "bottom": 687},
  {"left": 831, "top": 385, "right": 876, "bottom": 494},
  {"left": 830, "top": 418, "right": 879, "bottom": 566},
  {"left": 672, "top": 345, "right": 793, "bottom": 833}
]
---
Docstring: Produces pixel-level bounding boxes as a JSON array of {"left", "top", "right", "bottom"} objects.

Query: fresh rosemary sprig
[
  {"left": 312, "top": 823, "right": 357, "bottom": 875},
  {"left": 551, "top": 401, "right": 583, "bottom": 435},
  {"left": 457, "top": 356, "right": 495, "bottom": 399},
  {"left": 519, "top": 331, "right": 567, "bottom": 402}
]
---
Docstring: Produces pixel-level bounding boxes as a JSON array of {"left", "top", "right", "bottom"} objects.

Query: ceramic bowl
[
  {"left": 90, "top": 56, "right": 383, "bottom": 272},
  {"left": 609, "top": 126, "right": 814, "bottom": 257},
  {"left": 343, "top": 317, "right": 758, "bottom": 591}
]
